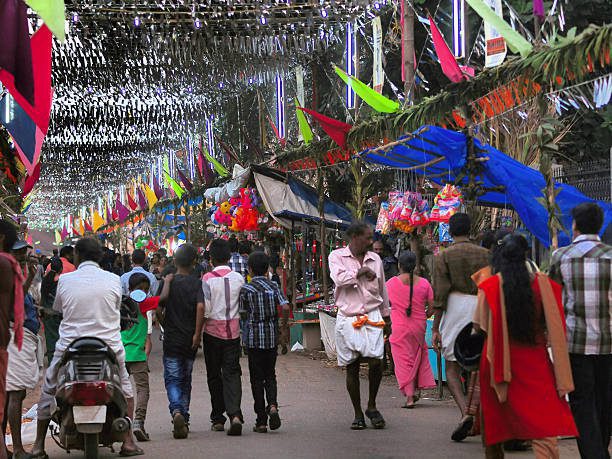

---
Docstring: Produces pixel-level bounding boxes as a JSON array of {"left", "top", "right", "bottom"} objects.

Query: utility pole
[{"left": 403, "top": 0, "right": 415, "bottom": 105}]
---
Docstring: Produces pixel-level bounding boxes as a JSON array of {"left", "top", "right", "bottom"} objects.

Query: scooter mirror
[{"left": 129, "top": 289, "right": 147, "bottom": 303}]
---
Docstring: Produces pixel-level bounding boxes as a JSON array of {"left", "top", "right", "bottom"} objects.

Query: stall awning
[
  {"left": 252, "top": 166, "right": 353, "bottom": 229},
  {"left": 360, "top": 126, "right": 612, "bottom": 247}
]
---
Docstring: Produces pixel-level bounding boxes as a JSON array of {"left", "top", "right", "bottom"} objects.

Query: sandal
[
  {"left": 451, "top": 416, "right": 474, "bottom": 442},
  {"left": 401, "top": 403, "right": 416, "bottom": 409},
  {"left": 350, "top": 417, "right": 367, "bottom": 430},
  {"left": 268, "top": 406, "right": 281, "bottom": 431},
  {"left": 365, "top": 409, "right": 386, "bottom": 429},
  {"left": 119, "top": 447, "right": 144, "bottom": 457}
]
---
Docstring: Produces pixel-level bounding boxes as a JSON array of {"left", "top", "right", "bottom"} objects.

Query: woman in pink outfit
[{"left": 386, "top": 251, "right": 436, "bottom": 408}]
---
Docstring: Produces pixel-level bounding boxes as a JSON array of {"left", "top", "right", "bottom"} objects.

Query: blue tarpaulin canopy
[{"left": 361, "top": 126, "right": 612, "bottom": 247}]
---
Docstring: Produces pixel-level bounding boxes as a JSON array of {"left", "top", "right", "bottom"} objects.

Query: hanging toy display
[
  {"left": 209, "top": 187, "right": 263, "bottom": 232},
  {"left": 377, "top": 191, "right": 430, "bottom": 234},
  {"left": 429, "top": 184, "right": 463, "bottom": 223}
]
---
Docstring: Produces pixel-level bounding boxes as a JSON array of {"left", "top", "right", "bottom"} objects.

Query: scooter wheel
[
  {"left": 112, "top": 417, "right": 130, "bottom": 433},
  {"left": 84, "top": 433, "right": 99, "bottom": 459}
]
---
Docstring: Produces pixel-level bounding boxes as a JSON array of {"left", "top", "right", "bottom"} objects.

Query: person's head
[
  {"left": 346, "top": 221, "right": 373, "bottom": 256},
  {"left": 131, "top": 249, "right": 146, "bottom": 266},
  {"left": 0, "top": 220, "right": 17, "bottom": 254},
  {"left": 49, "top": 256, "right": 63, "bottom": 274},
  {"left": 151, "top": 253, "right": 160, "bottom": 265},
  {"left": 238, "top": 240, "right": 251, "bottom": 256},
  {"left": 74, "top": 237, "right": 103, "bottom": 266},
  {"left": 159, "top": 255, "right": 168, "bottom": 267},
  {"left": 571, "top": 202, "right": 604, "bottom": 237},
  {"left": 11, "top": 243, "right": 29, "bottom": 265},
  {"left": 157, "top": 248, "right": 167, "bottom": 257},
  {"left": 491, "top": 233, "right": 535, "bottom": 345},
  {"left": 209, "top": 239, "right": 231, "bottom": 266},
  {"left": 228, "top": 236, "right": 239, "bottom": 253},
  {"left": 52, "top": 248, "right": 58, "bottom": 257},
  {"left": 397, "top": 250, "right": 417, "bottom": 274},
  {"left": 174, "top": 244, "right": 197, "bottom": 269},
  {"left": 128, "top": 272, "right": 151, "bottom": 294},
  {"left": 448, "top": 213, "right": 471, "bottom": 238},
  {"left": 481, "top": 230, "right": 496, "bottom": 250},
  {"left": 372, "top": 240, "right": 385, "bottom": 256},
  {"left": 248, "top": 251, "right": 269, "bottom": 277},
  {"left": 59, "top": 245, "right": 74, "bottom": 263},
  {"left": 161, "top": 264, "right": 177, "bottom": 277}
]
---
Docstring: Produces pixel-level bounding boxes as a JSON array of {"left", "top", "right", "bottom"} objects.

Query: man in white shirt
[
  {"left": 30, "top": 238, "right": 143, "bottom": 458},
  {"left": 120, "top": 249, "right": 158, "bottom": 296}
]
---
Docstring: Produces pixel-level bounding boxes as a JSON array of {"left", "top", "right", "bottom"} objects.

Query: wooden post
[
  {"left": 290, "top": 220, "right": 297, "bottom": 312},
  {"left": 317, "top": 167, "right": 330, "bottom": 304},
  {"left": 402, "top": 0, "right": 415, "bottom": 105}
]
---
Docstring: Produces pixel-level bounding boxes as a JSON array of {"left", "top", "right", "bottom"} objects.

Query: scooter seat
[{"left": 62, "top": 337, "right": 118, "bottom": 365}]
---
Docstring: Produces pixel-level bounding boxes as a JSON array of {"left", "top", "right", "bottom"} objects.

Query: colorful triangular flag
[
  {"left": 204, "top": 148, "right": 229, "bottom": 177},
  {"left": 115, "top": 197, "right": 130, "bottom": 223},
  {"left": 84, "top": 219, "right": 93, "bottom": 233},
  {"left": 21, "top": 161, "right": 41, "bottom": 198},
  {"left": 60, "top": 225, "right": 68, "bottom": 240},
  {"left": 298, "top": 107, "right": 353, "bottom": 150},
  {"left": 295, "top": 99, "right": 314, "bottom": 145},
  {"left": 92, "top": 211, "right": 105, "bottom": 232},
  {"left": 24, "top": 0, "right": 66, "bottom": 43},
  {"left": 164, "top": 172, "right": 185, "bottom": 199},
  {"left": 142, "top": 183, "right": 158, "bottom": 209},
  {"left": 176, "top": 168, "right": 193, "bottom": 191},
  {"left": 127, "top": 190, "right": 138, "bottom": 211},
  {"left": 429, "top": 15, "right": 469, "bottom": 83},
  {"left": 137, "top": 187, "right": 148, "bottom": 210},
  {"left": 334, "top": 66, "right": 400, "bottom": 113}
]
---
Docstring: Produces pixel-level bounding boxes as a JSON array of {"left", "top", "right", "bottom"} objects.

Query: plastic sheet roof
[{"left": 360, "top": 126, "right": 612, "bottom": 247}]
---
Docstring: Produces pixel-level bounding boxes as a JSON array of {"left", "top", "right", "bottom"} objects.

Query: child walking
[
  {"left": 121, "top": 272, "right": 159, "bottom": 442},
  {"left": 239, "top": 251, "right": 289, "bottom": 433},
  {"left": 158, "top": 244, "right": 205, "bottom": 439}
]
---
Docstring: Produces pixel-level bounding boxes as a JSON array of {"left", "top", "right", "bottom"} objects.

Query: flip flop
[
  {"left": 119, "top": 447, "right": 144, "bottom": 457},
  {"left": 350, "top": 418, "right": 366, "bottom": 430},
  {"left": 451, "top": 416, "right": 474, "bottom": 442},
  {"left": 401, "top": 403, "right": 416, "bottom": 409},
  {"left": 365, "top": 409, "right": 386, "bottom": 429}
]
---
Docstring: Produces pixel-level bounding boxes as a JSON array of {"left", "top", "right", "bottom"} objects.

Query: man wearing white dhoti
[
  {"left": 329, "top": 222, "right": 390, "bottom": 431},
  {"left": 432, "top": 213, "right": 489, "bottom": 443}
]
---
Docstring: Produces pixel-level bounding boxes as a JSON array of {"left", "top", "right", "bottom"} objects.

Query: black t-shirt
[{"left": 163, "top": 274, "right": 204, "bottom": 359}]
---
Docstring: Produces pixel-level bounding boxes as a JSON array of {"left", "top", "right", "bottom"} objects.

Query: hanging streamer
[{"left": 295, "top": 99, "right": 314, "bottom": 145}]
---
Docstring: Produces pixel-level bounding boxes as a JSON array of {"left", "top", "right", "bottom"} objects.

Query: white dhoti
[
  {"left": 335, "top": 309, "right": 385, "bottom": 367},
  {"left": 6, "top": 328, "right": 42, "bottom": 391},
  {"left": 439, "top": 292, "right": 478, "bottom": 361}
]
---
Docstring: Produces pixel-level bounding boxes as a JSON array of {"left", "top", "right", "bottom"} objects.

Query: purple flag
[
  {"left": 137, "top": 187, "right": 148, "bottom": 210},
  {"left": 0, "top": 0, "right": 35, "bottom": 105},
  {"left": 533, "top": 0, "right": 545, "bottom": 19},
  {"left": 115, "top": 197, "right": 130, "bottom": 223},
  {"left": 153, "top": 176, "right": 164, "bottom": 199},
  {"left": 176, "top": 168, "right": 193, "bottom": 191}
]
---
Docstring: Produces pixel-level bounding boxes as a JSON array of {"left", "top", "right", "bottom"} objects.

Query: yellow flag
[
  {"left": 54, "top": 230, "right": 61, "bottom": 245},
  {"left": 142, "top": 183, "right": 158, "bottom": 209},
  {"left": 92, "top": 211, "right": 105, "bottom": 232},
  {"left": 79, "top": 218, "right": 85, "bottom": 236}
]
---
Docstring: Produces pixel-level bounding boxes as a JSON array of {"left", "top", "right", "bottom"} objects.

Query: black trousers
[
  {"left": 247, "top": 348, "right": 278, "bottom": 425},
  {"left": 202, "top": 334, "right": 242, "bottom": 423},
  {"left": 568, "top": 353, "right": 612, "bottom": 459}
]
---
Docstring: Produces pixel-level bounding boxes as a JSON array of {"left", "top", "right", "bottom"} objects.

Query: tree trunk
[
  {"left": 317, "top": 167, "right": 330, "bottom": 304},
  {"left": 402, "top": 0, "right": 415, "bottom": 105}
]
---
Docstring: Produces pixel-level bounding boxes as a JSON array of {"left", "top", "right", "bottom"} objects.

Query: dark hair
[
  {"left": 0, "top": 219, "right": 17, "bottom": 253},
  {"left": 129, "top": 272, "right": 150, "bottom": 291},
  {"left": 398, "top": 251, "right": 417, "bottom": 316},
  {"left": 161, "top": 264, "right": 177, "bottom": 277},
  {"left": 59, "top": 245, "right": 74, "bottom": 258},
  {"left": 238, "top": 240, "right": 252, "bottom": 255},
  {"left": 209, "top": 239, "right": 231, "bottom": 264},
  {"left": 449, "top": 213, "right": 471, "bottom": 237},
  {"left": 572, "top": 202, "right": 604, "bottom": 235},
  {"left": 174, "top": 244, "right": 197, "bottom": 268},
  {"left": 481, "top": 230, "right": 496, "bottom": 250},
  {"left": 75, "top": 237, "right": 103, "bottom": 263},
  {"left": 49, "top": 256, "right": 63, "bottom": 273},
  {"left": 248, "top": 251, "right": 269, "bottom": 276},
  {"left": 490, "top": 228, "right": 514, "bottom": 267},
  {"left": 131, "top": 249, "right": 146, "bottom": 265},
  {"left": 228, "top": 236, "right": 239, "bottom": 253},
  {"left": 492, "top": 234, "right": 535, "bottom": 345},
  {"left": 346, "top": 221, "right": 370, "bottom": 238}
]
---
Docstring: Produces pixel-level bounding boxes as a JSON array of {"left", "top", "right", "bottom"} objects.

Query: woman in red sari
[
  {"left": 474, "top": 234, "right": 577, "bottom": 458},
  {"left": 387, "top": 251, "right": 436, "bottom": 408}
]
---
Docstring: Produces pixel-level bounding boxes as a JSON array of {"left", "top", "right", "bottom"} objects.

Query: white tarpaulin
[{"left": 253, "top": 171, "right": 352, "bottom": 229}]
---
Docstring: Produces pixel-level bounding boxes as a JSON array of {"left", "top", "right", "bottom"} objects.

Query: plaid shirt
[
  {"left": 229, "top": 253, "right": 249, "bottom": 279},
  {"left": 239, "top": 276, "right": 288, "bottom": 349},
  {"left": 549, "top": 235, "right": 612, "bottom": 355}
]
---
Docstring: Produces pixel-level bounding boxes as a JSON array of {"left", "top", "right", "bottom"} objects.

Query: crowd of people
[{"left": 0, "top": 201, "right": 608, "bottom": 458}]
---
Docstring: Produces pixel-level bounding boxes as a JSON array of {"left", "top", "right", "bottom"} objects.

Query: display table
[{"left": 289, "top": 311, "right": 322, "bottom": 350}]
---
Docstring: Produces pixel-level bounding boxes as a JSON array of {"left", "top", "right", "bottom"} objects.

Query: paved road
[{"left": 43, "top": 337, "right": 580, "bottom": 459}]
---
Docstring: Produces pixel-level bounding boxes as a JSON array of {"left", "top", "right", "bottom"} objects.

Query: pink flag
[
  {"left": 137, "top": 187, "right": 148, "bottom": 210},
  {"left": 533, "top": 0, "right": 545, "bottom": 19},
  {"left": 176, "top": 168, "right": 193, "bottom": 191},
  {"left": 60, "top": 225, "right": 68, "bottom": 240},
  {"left": 84, "top": 219, "right": 93, "bottom": 233},
  {"left": 429, "top": 15, "right": 468, "bottom": 83},
  {"left": 105, "top": 204, "right": 112, "bottom": 223},
  {"left": 298, "top": 107, "right": 353, "bottom": 150},
  {"left": 153, "top": 176, "right": 164, "bottom": 199},
  {"left": 21, "top": 161, "right": 40, "bottom": 197}
]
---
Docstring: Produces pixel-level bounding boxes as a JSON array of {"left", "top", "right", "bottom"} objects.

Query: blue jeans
[{"left": 163, "top": 355, "right": 194, "bottom": 422}]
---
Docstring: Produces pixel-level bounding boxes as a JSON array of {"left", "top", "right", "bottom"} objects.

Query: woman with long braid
[{"left": 386, "top": 251, "right": 436, "bottom": 408}]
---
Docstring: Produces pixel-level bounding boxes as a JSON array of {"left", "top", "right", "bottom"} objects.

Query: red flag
[
  {"left": 176, "top": 168, "right": 193, "bottom": 191},
  {"left": 111, "top": 207, "right": 118, "bottom": 222},
  {"left": 127, "top": 190, "right": 138, "bottom": 211},
  {"left": 267, "top": 115, "right": 286, "bottom": 147},
  {"left": 1, "top": 25, "right": 52, "bottom": 134},
  {"left": 20, "top": 161, "right": 40, "bottom": 198},
  {"left": 84, "top": 219, "right": 93, "bottom": 233},
  {"left": 429, "top": 15, "right": 468, "bottom": 83},
  {"left": 298, "top": 107, "right": 353, "bottom": 150},
  {"left": 0, "top": 0, "right": 34, "bottom": 105}
]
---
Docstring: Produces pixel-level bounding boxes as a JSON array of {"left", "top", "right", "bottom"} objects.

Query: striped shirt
[
  {"left": 239, "top": 276, "right": 288, "bottom": 349},
  {"left": 549, "top": 235, "right": 612, "bottom": 355}
]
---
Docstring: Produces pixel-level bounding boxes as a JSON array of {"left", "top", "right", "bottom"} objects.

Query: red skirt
[{"left": 480, "top": 341, "right": 578, "bottom": 445}]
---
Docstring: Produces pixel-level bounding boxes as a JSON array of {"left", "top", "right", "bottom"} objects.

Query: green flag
[
  {"left": 464, "top": 0, "right": 533, "bottom": 57},
  {"left": 204, "top": 148, "right": 230, "bottom": 177},
  {"left": 164, "top": 172, "right": 185, "bottom": 199},
  {"left": 25, "top": 0, "right": 66, "bottom": 42},
  {"left": 295, "top": 99, "right": 314, "bottom": 145},
  {"left": 334, "top": 66, "right": 400, "bottom": 113}
]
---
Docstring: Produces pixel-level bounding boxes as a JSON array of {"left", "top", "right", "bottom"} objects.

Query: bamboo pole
[
  {"left": 317, "top": 167, "right": 330, "bottom": 304},
  {"left": 402, "top": 0, "right": 415, "bottom": 105}
]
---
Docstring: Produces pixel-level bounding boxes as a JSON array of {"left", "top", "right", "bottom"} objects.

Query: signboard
[
  {"left": 484, "top": 0, "right": 507, "bottom": 67},
  {"left": 372, "top": 16, "right": 384, "bottom": 93}
]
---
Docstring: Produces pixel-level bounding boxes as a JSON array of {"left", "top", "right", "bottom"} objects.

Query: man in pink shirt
[
  {"left": 201, "top": 239, "right": 245, "bottom": 436},
  {"left": 329, "top": 222, "right": 390, "bottom": 431},
  {"left": 44, "top": 246, "right": 75, "bottom": 281}
]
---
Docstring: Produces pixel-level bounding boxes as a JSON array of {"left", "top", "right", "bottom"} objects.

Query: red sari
[{"left": 478, "top": 276, "right": 577, "bottom": 445}]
